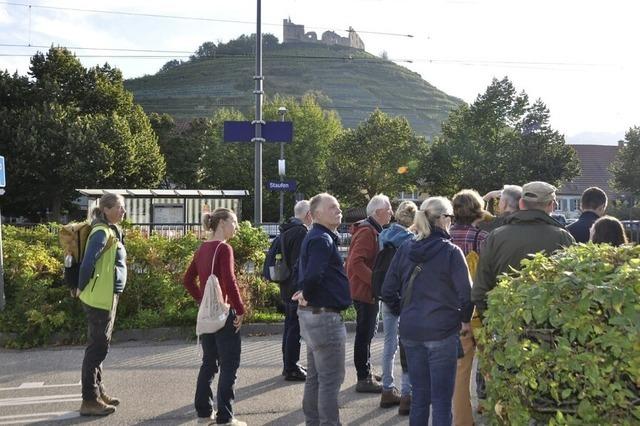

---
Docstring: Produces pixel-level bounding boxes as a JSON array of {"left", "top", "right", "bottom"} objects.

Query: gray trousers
[
  {"left": 298, "top": 309, "right": 346, "bottom": 426},
  {"left": 81, "top": 295, "right": 118, "bottom": 401}
]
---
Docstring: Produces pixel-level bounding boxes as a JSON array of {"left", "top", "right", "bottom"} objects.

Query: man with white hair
[
  {"left": 480, "top": 184, "right": 523, "bottom": 232},
  {"left": 279, "top": 200, "right": 313, "bottom": 381},
  {"left": 346, "top": 194, "right": 393, "bottom": 393}
]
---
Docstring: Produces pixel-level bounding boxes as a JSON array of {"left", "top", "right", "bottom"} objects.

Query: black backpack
[{"left": 371, "top": 242, "right": 397, "bottom": 300}]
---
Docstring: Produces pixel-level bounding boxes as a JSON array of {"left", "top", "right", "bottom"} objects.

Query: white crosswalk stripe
[{"left": 0, "top": 382, "right": 82, "bottom": 424}]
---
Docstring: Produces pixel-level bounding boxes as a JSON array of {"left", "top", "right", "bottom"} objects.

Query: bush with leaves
[
  {"left": 0, "top": 222, "right": 278, "bottom": 347},
  {"left": 479, "top": 243, "right": 640, "bottom": 425}
]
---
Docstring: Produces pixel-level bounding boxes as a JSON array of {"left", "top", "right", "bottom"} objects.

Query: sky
[{"left": 1, "top": 0, "right": 638, "bottom": 144}]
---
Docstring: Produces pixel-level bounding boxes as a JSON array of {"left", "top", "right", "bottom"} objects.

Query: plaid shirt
[{"left": 449, "top": 224, "right": 488, "bottom": 256}]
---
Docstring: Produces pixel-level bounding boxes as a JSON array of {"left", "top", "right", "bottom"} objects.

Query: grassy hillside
[{"left": 125, "top": 42, "right": 463, "bottom": 137}]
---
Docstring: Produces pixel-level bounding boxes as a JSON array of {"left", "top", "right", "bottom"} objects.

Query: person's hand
[
  {"left": 291, "top": 290, "right": 308, "bottom": 307},
  {"left": 483, "top": 190, "right": 502, "bottom": 201},
  {"left": 233, "top": 314, "right": 244, "bottom": 333},
  {"left": 70, "top": 288, "right": 80, "bottom": 298},
  {"left": 461, "top": 322, "right": 472, "bottom": 335}
]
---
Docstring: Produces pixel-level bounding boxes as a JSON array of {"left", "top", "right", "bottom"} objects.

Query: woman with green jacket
[{"left": 76, "top": 193, "right": 127, "bottom": 416}]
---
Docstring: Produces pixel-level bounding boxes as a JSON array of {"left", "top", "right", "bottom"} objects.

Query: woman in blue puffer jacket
[{"left": 382, "top": 196, "right": 473, "bottom": 426}]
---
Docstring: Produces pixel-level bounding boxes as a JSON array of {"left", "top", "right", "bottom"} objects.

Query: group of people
[{"left": 73, "top": 182, "right": 630, "bottom": 425}]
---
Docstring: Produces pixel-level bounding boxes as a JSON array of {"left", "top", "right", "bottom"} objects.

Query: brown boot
[
  {"left": 380, "top": 387, "right": 401, "bottom": 408},
  {"left": 100, "top": 392, "right": 120, "bottom": 406},
  {"left": 398, "top": 394, "right": 411, "bottom": 416},
  {"left": 80, "top": 399, "right": 116, "bottom": 416}
]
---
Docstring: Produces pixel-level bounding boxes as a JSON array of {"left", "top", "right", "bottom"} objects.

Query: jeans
[
  {"left": 282, "top": 301, "right": 302, "bottom": 372},
  {"left": 403, "top": 334, "right": 459, "bottom": 426},
  {"left": 381, "top": 303, "right": 411, "bottom": 395},
  {"left": 298, "top": 308, "right": 346, "bottom": 426},
  {"left": 195, "top": 310, "right": 242, "bottom": 423},
  {"left": 353, "top": 300, "right": 379, "bottom": 380},
  {"left": 81, "top": 295, "right": 118, "bottom": 401}
]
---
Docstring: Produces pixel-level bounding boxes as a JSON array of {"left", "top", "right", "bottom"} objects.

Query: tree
[
  {"left": 159, "top": 59, "right": 183, "bottom": 73},
  {"left": 610, "top": 126, "right": 640, "bottom": 195},
  {"left": 191, "top": 41, "right": 217, "bottom": 60},
  {"left": 0, "top": 47, "right": 165, "bottom": 221},
  {"left": 419, "top": 77, "right": 580, "bottom": 196},
  {"left": 326, "top": 109, "right": 427, "bottom": 208}
]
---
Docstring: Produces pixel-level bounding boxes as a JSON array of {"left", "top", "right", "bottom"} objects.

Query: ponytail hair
[
  {"left": 202, "top": 207, "right": 235, "bottom": 232},
  {"left": 413, "top": 196, "right": 453, "bottom": 241},
  {"left": 91, "top": 193, "right": 125, "bottom": 224}
]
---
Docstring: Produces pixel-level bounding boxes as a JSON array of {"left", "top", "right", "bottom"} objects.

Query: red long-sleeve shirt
[{"left": 183, "top": 240, "right": 245, "bottom": 316}]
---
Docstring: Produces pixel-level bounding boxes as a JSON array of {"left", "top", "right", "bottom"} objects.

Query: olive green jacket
[{"left": 472, "top": 209, "right": 575, "bottom": 313}]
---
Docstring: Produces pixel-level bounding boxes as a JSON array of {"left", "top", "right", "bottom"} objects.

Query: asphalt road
[{"left": 0, "top": 333, "right": 483, "bottom": 425}]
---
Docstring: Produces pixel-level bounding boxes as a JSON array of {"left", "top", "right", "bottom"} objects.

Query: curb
[{"left": 0, "top": 321, "right": 362, "bottom": 347}]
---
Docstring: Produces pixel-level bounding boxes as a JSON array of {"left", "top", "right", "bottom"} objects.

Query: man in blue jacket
[
  {"left": 295, "top": 193, "right": 352, "bottom": 426},
  {"left": 567, "top": 187, "right": 608, "bottom": 243}
]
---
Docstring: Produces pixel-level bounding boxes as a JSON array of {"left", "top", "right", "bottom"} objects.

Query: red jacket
[
  {"left": 183, "top": 240, "right": 245, "bottom": 316},
  {"left": 346, "top": 218, "right": 381, "bottom": 303}
]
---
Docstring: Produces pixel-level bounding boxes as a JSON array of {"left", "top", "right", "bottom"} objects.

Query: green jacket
[
  {"left": 472, "top": 209, "right": 575, "bottom": 313},
  {"left": 79, "top": 225, "right": 118, "bottom": 311}
]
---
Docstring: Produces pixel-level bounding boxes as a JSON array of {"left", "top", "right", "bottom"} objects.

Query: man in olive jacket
[{"left": 472, "top": 181, "right": 575, "bottom": 314}]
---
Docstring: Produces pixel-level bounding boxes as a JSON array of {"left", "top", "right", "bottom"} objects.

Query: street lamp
[{"left": 278, "top": 106, "right": 287, "bottom": 223}]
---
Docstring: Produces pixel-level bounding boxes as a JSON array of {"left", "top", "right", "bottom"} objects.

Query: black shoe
[{"left": 284, "top": 369, "right": 307, "bottom": 381}]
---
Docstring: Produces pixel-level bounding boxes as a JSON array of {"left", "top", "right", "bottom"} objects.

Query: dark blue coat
[
  {"left": 567, "top": 211, "right": 599, "bottom": 243},
  {"left": 381, "top": 228, "right": 473, "bottom": 342}
]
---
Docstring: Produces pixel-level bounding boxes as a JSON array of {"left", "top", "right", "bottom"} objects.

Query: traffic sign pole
[{"left": 253, "top": 0, "right": 264, "bottom": 225}]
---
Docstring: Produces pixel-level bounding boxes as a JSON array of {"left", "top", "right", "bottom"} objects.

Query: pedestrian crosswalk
[{"left": 0, "top": 382, "right": 81, "bottom": 425}]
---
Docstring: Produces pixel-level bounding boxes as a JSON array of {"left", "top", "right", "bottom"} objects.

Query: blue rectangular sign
[
  {"left": 0, "top": 155, "right": 5, "bottom": 188},
  {"left": 224, "top": 121, "right": 293, "bottom": 143},
  {"left": 267, "top": 180, "right": 297, "bottom": 192}
]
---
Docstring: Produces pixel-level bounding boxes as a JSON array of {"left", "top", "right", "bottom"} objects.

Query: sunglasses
[{"left": 442, "top": 214, "right": 455, "bottom": 219}]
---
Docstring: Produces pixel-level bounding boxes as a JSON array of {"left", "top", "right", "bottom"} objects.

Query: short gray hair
[
  {"left": 309, "top": 193, "right": 334, "bottom": 216},
  {"left": 294, "top": 200, "right": 310, "bottom": 219},
  {"left": 366, "top": 194, "right": 391, "bottom": 216},
  {"left": 502, "top": 185, "right": 522, "bottom": 211}
]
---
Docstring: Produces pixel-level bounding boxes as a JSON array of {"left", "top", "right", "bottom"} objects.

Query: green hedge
[
  {"left": 0, "top": 221, "right": 278, "bottom": 348},
  {"left": 479, "top": 243, "right": 640, "bottom": 425}
]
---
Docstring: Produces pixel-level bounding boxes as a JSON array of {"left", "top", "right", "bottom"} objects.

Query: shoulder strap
[
  {"left": 210, "top": 242, "right": 223, "bottom": 275},
  {"left": 400, "top": 263, "right": 423, "bottom": 311},
  {"left": 472, "top": 227, "right": 482, "bottom": 252}
]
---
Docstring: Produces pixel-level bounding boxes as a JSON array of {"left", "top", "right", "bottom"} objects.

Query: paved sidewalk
[{"left": 0, "top": 332, "right": 484, "bottom": 425}]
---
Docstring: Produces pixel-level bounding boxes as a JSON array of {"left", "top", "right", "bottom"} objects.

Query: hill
[{"left": 125, "top": 42, "right": 463, "bottom": 137}]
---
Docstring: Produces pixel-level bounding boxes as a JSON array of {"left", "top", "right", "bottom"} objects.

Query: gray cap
[{"left": 522, "top": 181, "right": 557, "bottom": 203}]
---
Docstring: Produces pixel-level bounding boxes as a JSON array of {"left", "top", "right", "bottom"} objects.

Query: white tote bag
[{"left": 196, "top": 243, "right": 230, "bottom": 336}]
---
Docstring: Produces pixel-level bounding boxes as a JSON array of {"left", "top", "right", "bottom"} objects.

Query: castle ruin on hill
[{"left": 283, "top": 18, "right": 365, "bottom": 50}]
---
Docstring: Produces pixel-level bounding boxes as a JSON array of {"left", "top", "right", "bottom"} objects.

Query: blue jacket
[
  {"left": 567, "top": 211, "right": 599, "bottom": 243},
  {"left": 379, "top": 223, "right": 414, "bottom": 250},
  {"left": 297, "top": 223, "right": 352, "bottom": 310},
  {"left": 381, "top": 228, "right": 473, "bottom": 342}
]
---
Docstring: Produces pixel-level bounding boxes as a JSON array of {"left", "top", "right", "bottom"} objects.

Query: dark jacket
[
  {"left": 279, "top": 218, "right": 308, "bottom": 300},
  {"left": 297, "top": 223, "right": 352, "bottom": 310},
  {"left": 479, "top": 212, "right": 514, "bottom": 233},
  {"left": 567, "top": 211, "right": 600, "bottom": 243},
  {"left": 381, "top": 228, "right": 473, "bottom": 342},
  {"left": 472, "top": 209, "right": 575, "bottom": 313},
  {"left": 346, "top": 217, "right": 382, "bottom": 304}
]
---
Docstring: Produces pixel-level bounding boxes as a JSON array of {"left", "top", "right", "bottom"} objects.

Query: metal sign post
[{"left": 0, "top": 155, "right": 6, "bottom": 311}]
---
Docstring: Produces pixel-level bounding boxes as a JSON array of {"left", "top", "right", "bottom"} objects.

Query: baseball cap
[{"left": 522, "top": 181, "right": 557, "bottom": 203}]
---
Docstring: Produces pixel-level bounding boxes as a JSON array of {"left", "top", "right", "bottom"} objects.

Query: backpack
[
  {"left": 196, "top": 243, "right": 230, "bottom": 336},
  {"left": 371, "top": 242, "right": 397, "bottom": 300},
  {"left": 263, "top": 235, "right": 291, "bottom": 283},
  {"left": 465, "top": 228, "right": 482, "bottom": 280},
  {"left": 59, "top": 221, "right": 113, "bottom": 289}
]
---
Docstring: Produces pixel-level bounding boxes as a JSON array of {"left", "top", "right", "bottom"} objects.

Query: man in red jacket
[{"left": 346, "top": 194, "right": 393, "bottom": 393}]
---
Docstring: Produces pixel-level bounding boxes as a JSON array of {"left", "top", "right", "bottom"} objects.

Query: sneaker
[
  {"left": 380, "top": 387, "right": 401, "bottom": 408},
  {"left": 355, "top": 377, "right": 383, "bottom": 393},
  {"left": 100, "top": 392, "right": 120, "bottom": 406},
  {"left": 197, "top": 413, "right": 215, "bottom": 423},
  {"left": 284, "top": 368, "right": 306, "bottom": 382},
  {"left": 217, "top": 418, "right": 247, "bottom": 426},
  {"left": 79, "top": 399, "right": 116, "bottom": 416},
  {"left": 398, "top": 394, "right": 411, "bottom": 416}
]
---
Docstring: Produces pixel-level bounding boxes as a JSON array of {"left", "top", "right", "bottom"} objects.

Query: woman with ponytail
[
  {"left": 183, "top": 208, "right": 246, "bottom": 426},
  {"left": 77, "top": 193, "right": 127, "bottom": 416},
  {"left": 381, "top": 197, "right": 473, "bottom": 426}
]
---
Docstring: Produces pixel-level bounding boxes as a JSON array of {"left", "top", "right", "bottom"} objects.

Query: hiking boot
[
  {"left": 100, "top": 392, "right": 120, "bottom": 406},
  {"left": 217, "top": 418, "right": 247, "bottom": 426},
  {"left": 398, "top": 394, "right": 411, "bottom": 416},
  {"left": 79, "top": 399, "right": 116, "bottom": 416},
  {"left": 380, "top": 387, "right": 401, "bottom": 408},
  {"left": 355, "top": 376, "right": 382, "bottom": 393}
]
